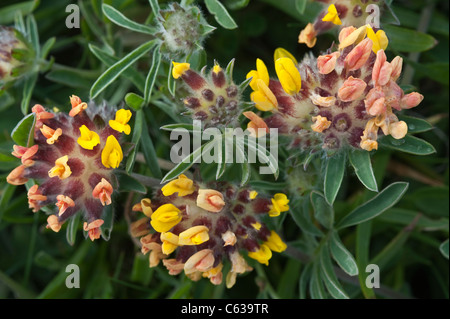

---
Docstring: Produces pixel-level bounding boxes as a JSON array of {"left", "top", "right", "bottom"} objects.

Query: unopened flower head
[
  {"left": 0, "top": 26, "right": 34, "bottom": 86},
  {"left": 131, "top": 176, "right": 289, "bottom": 288},
  {"left": 172, "top": 59, "right": 249, "bottom": 129},
  {"left": 248, "top": 26, "right": 423, "bottom": 153},
  {"left": 156, "top": 3, "right": 214, "bottom": 58},
  {"left": 6, "top": 97, "right": 132, "bottom": 241}
]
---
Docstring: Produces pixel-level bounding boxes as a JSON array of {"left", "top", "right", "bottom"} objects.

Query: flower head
[
  {"left": 6, "top": 97, "right": 132, "bottom": 241},
  {"left": 132, "top": 180, "right": 288, "bottom": 287},
  {"left": 247, "top": 27, "right": 423, "bottom": 154}
]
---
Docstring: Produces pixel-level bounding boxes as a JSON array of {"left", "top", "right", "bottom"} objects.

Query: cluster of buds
[
  {"left": 299, "top": 0, "right": 386, "bottom": 48},
  {"left": 155, "top": 3, "right": 214, "bottom": 58},
  {"left": 131, "top": 174, "right": 289, "bottom": 288},
  {"left": 247, "top": 25, "right": 423, "bottom": 153},
  {"left": 172, "top": 60, "right": 249, "bottom": 130},
  {"left": 0, "top": 26, "right": 33, "bottom": 87},
  {"left": 7, "top": 96, "right": 133, "bottom": 240}
]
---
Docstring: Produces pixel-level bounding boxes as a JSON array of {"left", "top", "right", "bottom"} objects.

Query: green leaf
[
  {"left": 40, "top": 36, "right": 56, "bottom": 59},
  {"left": 329, "top": 231, "right": 359, "bottom": 276},
  {"left": 116, "top": 172, "right": 147, "bottom": 194},
  {"left": 324, "top": 152, "right": 346, "bottom": 205},
  {"left": 348, "top": 149, "right": 378, "bottom": 192},
  {"left": 66, "top": 213, "right": 81, "bottom": 246},
  {"left": 125, "top": 109, "right": 143, "bottom": 173},
  {"left": 11, "top": 113, "right": 36, "bottom": 147},
  {"left": 21, "top": 72, "right": 38, "bottom": 115},
  {"left": 337, "top": 182, "right": 409, "bottom": 229},
  {"left": 167, "top": 60, "right": 177, "bottom": 97},
  {"left": 0, "top": 1, "right": 39, "bottom": 24},
  {"left": 141, "top": 119, "right": 162, "bottom": 179},
  {"left": 125, "top": 93, "right": 144, "bottom": 111},
  {"left": 397, "top": 115, "right": 433, "bottom": 134},
  {"left": 356, "top": 221, "right": 376, "bottom": 299},
  {"left": 46, "top": 67, "right": 99, "bottom": 89},
  {"left": 319, "top": 243, "right": 350, "bottom": 299},
  {"left": 310, "top": 191, "right": 334, "bottom": 229},
  {"left": 244, "top": 136, "right": 279, "bottom": 179},
  {"left": 26, "top": 15, "right": 39, "bottom": 56},
  {"left": 160, "top": 123, "right": 196, "bottom": 131},
  {"left": 89, "top": 44, "right": 146, "bottom": 92},
  {"left": 101, "top": 204, "right": 114, "bottom": 241},
  {"left": 148, "top": 0, "right": 160, "bottom": 15},
  {"left": 205, "top": 0, "right": 238, "bottom": 29},
  {"left": 295, "top": 0, "right": 307, "bottom": 14},
  {"left": 290, "top": 197, "right": 323, "bottom": 237},
  {"left": 161, "top": 140, "right": 215, "bottom": 183},
  {"left": 102, "top": 4, "right": 156, "bottom": 34},
  {"left": 224, "top": 0, "right": 250, "bottom": 10},
  {"left": 299, "top": 263, "right": 312, "bottom": 299},
  {"left": 440, "top": 239, "right": 449, "bottom": 259},
  {"left": 144, "top": 46, "right": 162, "bottom": 104},
  {"left": 384, "top": 25, "right": 437, "bottom": 52},
  {"left": 410, "top": 186, "right": 449, "bottom": 218},
  {"left": 379, "top": 208, "right": 448, "bottom": 231},
  {"left": 90, "top": 40, "right": 157, "bottom": 99},
  {"left": 378, "top": 134, "right": 436, "bottom": 155},
  {"left": 309, "top": 262, "right": 327, "bottom": 299}
]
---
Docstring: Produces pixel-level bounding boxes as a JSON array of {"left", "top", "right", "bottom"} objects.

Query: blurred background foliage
[{"left": 0, "top": 0, "right": 448, "bottom": 299}]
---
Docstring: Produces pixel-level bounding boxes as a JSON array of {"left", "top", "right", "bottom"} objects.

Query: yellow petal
[
  {"left": 109, "top": 109, "right": 132, "bottom": 135},
  {"left": 179, "top": 225, "right": 210, "bottom": 245},
  {"left": 101, "top": 135, "right": 123, "bottom": 169},
  {"left": 268, "top": 193, "right": 289, "bottom": 217},
  {"left": 248, "top": 244, "right": 272, "bottom": 266},
  {"left": 172, "top": 62, "right": 190, "bottom": 79},
  {"left": 161, "top": 174, "right": 195, "bottom": 197},
  {"left": 251, "top": 79, "right": 278, "bottom": 111},
  {"left": 367, "top": 26, "right": 389, "bottom": 53},
  {"left": 265, "top": 231, "right": 287, "bottom": 253},
  {"left": 339, "top": 24, "right": 368, "bottom": 50},
  {"left": 275, "top": 58, "right": 301, "bottom": 95},
  {"left": 274, "top": 47, "right": 298, "bottom": 66},
  {"left": 77, "top": 125, "right": 100, "bottom": 150},
  {"left": 150, "top": 204, "right": 182, "bottom": 233},
  {"left": 322, "top": 4, "right": 342, "bottom": 25},
  {"left": 48, "top": 155, "right": 72, "bottom": 179}
]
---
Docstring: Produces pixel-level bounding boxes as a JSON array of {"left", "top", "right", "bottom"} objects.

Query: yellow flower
[
  {"left": 249, "top": 191, "right": 258, "bottom": 200},
  {"left": 268, "top": 193, "right": 289, "bottom": 217},
  {"left": 48, "top": 155, "right": 72, "bottom": 179},
  {"left": 161, "top": 174, "right": 195, "bottom": 197},
  {"left": 250, "top": 79, "right": 278, "bottom": 111},
  {"left": 150, "top": 204, "right": 182, "bottom": 233},
  {"left": 172, "top": 62, "right": 190, "bottom": 79},
  {"left": 274, "top": 47, "right": 298, "bottom": 66},
  {"left": 109, "top": 109, "right": 132, "bottom": 135},
  {"left": 275, "top": 57, "right": 302, "bottom": 95},
  {"left": 265, "top": 231, "right": 287, "bottom": 253},
  {"left": 366, "top": 26, "right": 389, "bottom": 53},
  {"left": 101, "top": 135, "right": 123, "bottom": 168},
  {"left": 213, "top": 64, "right": 222, "bottom": 74},
  {"left": 246, "top": 58, "right": 270, "bottom": 91},
  {"left": 322, "top": 4, "right": 342, "bottom": 25},
  {"left": 160, "top": 232, "right": 180, "bottom": 255},
  {"left": 311, "top": 115, "right": 332, "bottom": 133},
  {"left": 179, "top": 225, "right": 210, "bottom": 245},
  {"left": 77, "top": 125, "right": 100, "bottom": 150},
  {"left": 248, "top": 244, "right": 272, "bottom": 266}
]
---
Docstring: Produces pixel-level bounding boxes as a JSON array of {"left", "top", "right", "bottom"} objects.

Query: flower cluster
[
  {"left": 6, "top": 96, "right": 132, "bottom": 240},
  {"left": 131, "top": 174, "right": 289, "bottom": 287},
  {"left": 247, "top": 25, "right": 423, "bottom": 153},
  {"left": 299, "top": 0, "right": 387, "bottom": 48},
  {"left": 172, "top": 60, "right": 248, "bottom": 130}
]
